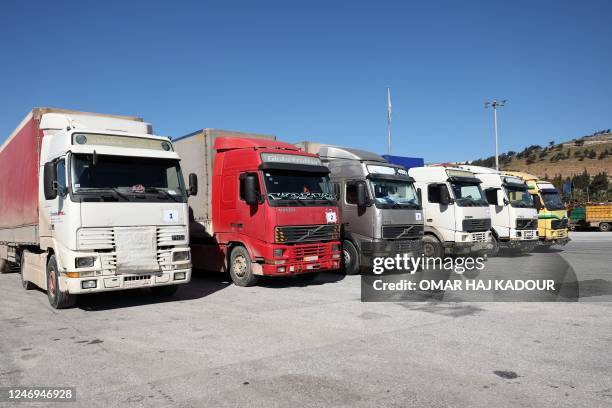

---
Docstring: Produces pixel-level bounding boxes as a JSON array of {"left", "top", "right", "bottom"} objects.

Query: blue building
[{"left": 381, "top": 155, "right": 424, "bottom": 170}]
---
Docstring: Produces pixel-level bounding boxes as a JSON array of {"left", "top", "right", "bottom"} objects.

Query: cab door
[
  {"left": 423, "top": 182, "right": 455, "bottom": 242},
  {"left": 343, "top": 180, "right": 375, "bottom": 241}
]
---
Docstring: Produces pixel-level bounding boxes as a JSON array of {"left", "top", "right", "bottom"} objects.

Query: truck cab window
[
  {"left": 346, "top": 182, "right": 358, "bottom": 204},
  {"left": 428, "top": 184, "right": 441, "bottom": 203}
]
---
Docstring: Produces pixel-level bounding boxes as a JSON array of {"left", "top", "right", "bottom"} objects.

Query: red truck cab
[{"left": 175, "top": 132, "right": 341, "bottom": 286}]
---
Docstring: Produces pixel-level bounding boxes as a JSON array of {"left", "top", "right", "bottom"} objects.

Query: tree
[
  {"left": 590, "top": 172, "right": 609, "bottom": 193},
  {"left": 549, "top": 140, "right": 555, "bottom": 147},
  {"left": 572, "top": 169, "right": 590, "bottom": 191}
]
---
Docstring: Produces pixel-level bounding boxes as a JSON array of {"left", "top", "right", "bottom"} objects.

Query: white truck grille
[
  {"left": 77, "top": 226, "right": 188, "bottom": 274},
  {"left": 77, "top": 228, "right": 115, "bottom": 250},
  {"left": 470, "top": 232, "right": 488, "bottom": 242},
  {"left": 521, "top": 230, "right": 537, "bottom": 240},
  {"left": 157, "top": 226, "right": 188, "bottom": 272}
]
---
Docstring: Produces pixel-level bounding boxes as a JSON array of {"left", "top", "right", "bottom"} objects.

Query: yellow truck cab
[{"left": 504, "top": 172, "right": 569, "bottom": 247}]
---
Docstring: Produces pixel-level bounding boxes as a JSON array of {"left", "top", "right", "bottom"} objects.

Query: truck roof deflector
[{"left": 259, "top": 162, "right": 330, "bottom": 173}]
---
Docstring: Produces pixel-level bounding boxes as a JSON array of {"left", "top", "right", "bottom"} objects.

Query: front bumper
[
  {"left": 445, "top": 231, "right": 492, "bottom": 254},
  {"left": 261, "top": 241, "right": 342, "bottom": 276},
  {"left": 539, "top": 229, "right": 570, "bottom": 246},
  {"left": 499, "top": 239, "right": 537, "bottom": 251},
  {"left": 58, "top": 267, "right": 192, "bottom": 294},
  {"left": 360, "top": 239, "right": 423, "bottom": 266}
]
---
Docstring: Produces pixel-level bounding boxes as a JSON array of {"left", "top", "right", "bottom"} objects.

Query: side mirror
[
  {"left": 44, "top": 162, "right": 58, "bottom": 200},
  {"left": 496, "top": 189, "right": 506, "bottom": 206},
  {"left": 188, "top": 173, "right": 198, "bottom": 196},
  {"left": 533, "top": 195, "right": 544, "bottom": 210},
  {"left": 356, "top": 182, "right": 368, "bottom": 207},
  {"left": 244, "top": 174, "right": 259, "bottom": 205},
  {"left": 439, "top": 185, "right": 451, "bottom": 206}
]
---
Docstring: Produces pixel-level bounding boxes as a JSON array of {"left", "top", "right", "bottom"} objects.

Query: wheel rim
[
  {"left": 602, "top": 224, "right": 610, "bottom": 232},
  {"left": 47, "top": 267, "right": 56, "bottom": 297},
  {"left": 423, "top": 242, "right": 435, "bottom": 257},
  {"left": 343, "top": 249, "right": 351, "bottom": 266},
  {"left": 232, "top": 255, "right": 248, "bottom": 278}
]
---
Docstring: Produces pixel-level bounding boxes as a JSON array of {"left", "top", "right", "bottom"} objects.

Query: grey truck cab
[{"left": 298, "top": 143, "right": 424, "bottom": 274}]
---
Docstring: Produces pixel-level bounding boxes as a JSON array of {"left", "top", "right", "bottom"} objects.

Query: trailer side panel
[{"left": 0, "top": 116, "right": 41, "bottom": 243}]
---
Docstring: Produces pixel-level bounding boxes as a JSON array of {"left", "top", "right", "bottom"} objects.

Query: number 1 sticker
[{"left": 163, "top": 209, "right": 178, "bottom": 223}]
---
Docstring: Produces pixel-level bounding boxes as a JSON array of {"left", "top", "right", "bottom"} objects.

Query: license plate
[
  {"left": 124, "top": 279, "right": 151, "bottom": 288},
  {"left": 303, "top": 255, "right": 318, "bottom": 262}
]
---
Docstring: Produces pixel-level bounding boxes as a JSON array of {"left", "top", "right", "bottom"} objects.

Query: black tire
[
  {"left": 0, "top": 259, "right": 10, "bottom": 274},
  {"left": 229, "top": 246, "right": 259, "bottom": 287},
  {"left": 599, "top": 223, "right": 611, "bottom": 232},
  {"left": 20, "top": 251, "right": 34, "bottom": 290},
  {"left": 151, "top": 284, "right": 179, "bottom": 297},
  {"left": 342, "top": 240, "right": 360, "bottom": 275},
  {"left": 422, "top": 235, "right": 444, "bottom": 258},
  {"left": 46, "top": 255, "right": 77, "bottom": 309},
  {"left": 488, "top": 234, "right": 500, "bottom": 257}
]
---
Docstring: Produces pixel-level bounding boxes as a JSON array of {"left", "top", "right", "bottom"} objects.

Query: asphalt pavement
[{"left": 1, "top": 231, "right": 611, "bottom": 407}]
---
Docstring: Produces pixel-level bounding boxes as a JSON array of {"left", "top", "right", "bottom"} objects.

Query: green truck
[{"left": 569, "top": 203, "right": 612, "bottom": 232}]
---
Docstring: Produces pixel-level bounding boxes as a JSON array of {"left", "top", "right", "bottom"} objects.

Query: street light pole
[{"left": 485, "top": 99, "right": 506, "bottom": 171}]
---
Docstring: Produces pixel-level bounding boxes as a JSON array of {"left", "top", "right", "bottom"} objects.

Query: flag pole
[{"left": 387, "top": 87, "right": 392, "bottom": 155}]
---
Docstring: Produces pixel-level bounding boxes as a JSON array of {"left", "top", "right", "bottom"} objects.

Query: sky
[{"left": 1, "top": 0, "right": 611, "bottom": 163}]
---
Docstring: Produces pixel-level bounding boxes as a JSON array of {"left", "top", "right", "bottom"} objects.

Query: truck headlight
[
  {"left": 81, "top": 280, "right": 97, "bottom": 289},
  {"left": 172, "top": 251, "right": 190, "bottom": 262},
  {"left": 75, "top": 257, "right": 95, "bottom": 268}
]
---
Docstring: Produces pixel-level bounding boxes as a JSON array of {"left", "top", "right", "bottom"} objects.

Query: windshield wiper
[
  {"left": 77, "top": 187, "right": 129, "bottom": 201},
  {"left": 146, "top": 187, "right": 179, "bottom": 202}
]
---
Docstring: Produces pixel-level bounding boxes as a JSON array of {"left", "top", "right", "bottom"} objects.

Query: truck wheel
[
  {"left": 229, "top": 246, "right": 259, "bottom": 287},
  {"left": 342, "top": 240, "right": 360, "bottom": 275},
  {"left": 422, "top": 235, "right": 443, "bottom": 258},
  {"left": 0, "top": 259, "right": 10, "bottom": 274},
  {"left": 600, "top": 223, "right": 611, "bottom": 232},
  {"left": 488, "top": 235, "right": 500, "bottom": 257},
  {"left": 151, "top": 285, "right": 179, "bottom": 297},
  {"left": 46, "top": 255, "right": 77, "bottom": 309},
  {"left": 20, "top": 252, "right": 34, "bottom": 290}
]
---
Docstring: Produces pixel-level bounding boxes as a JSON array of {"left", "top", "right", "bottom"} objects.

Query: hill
[{"left": 469, "top": 131, "right": 612, "bottom": 180}]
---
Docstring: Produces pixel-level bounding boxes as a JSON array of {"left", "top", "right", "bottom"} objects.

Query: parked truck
[
  {"left": 0, "top": 108, "right": 194, "bottom": 308},
  {"left": 504, "top": 171, "right": 570, "bottom": 247},
  {"left": 174, "top": 130, "right": 341, "bottom": 286},
  {"left": 460, "top": 166, "right": 538, "bottom": 255},
  {"left": 297, "top": 143, "right": 424, "bottom": 274},
  {"left": 568, "top": 203, "right": 612, "bottom": 232},
  {"left": 408, "top": 166, "right": 492, "bottom": 257}
]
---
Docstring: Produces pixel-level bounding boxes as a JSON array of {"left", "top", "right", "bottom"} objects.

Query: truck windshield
[
  {"left": 450, "top": 182, "right": 489, "bottom": 207},
  {"left": 505, "top": 185, "right": 535, "bottom": 208},
  {"left": 370, "top": 178, "right": 420, "bottom": 209},
  {"left": 540, "top": 189, "right": 565, "bottom": 210},
  {"left": 71, "top": 154, "right": 186, "bottom": 200},
  {"left": 263, "top": 170, "right": 336, "bottom": 205}
]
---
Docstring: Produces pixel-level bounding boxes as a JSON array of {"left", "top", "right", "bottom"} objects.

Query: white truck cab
[
  {"left": 1, "top": 109, "right": 194, "bottom": 308},
  {"left": 408, "top": 166, "right": 492, "bottom": 258},
  {"left": 460, "top": 165, "right": 538, "bottom": 255}
]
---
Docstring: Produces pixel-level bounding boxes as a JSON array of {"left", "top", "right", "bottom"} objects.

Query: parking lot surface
[{"left": 1, "top": 232, "right": 611, "bottom": 407}]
